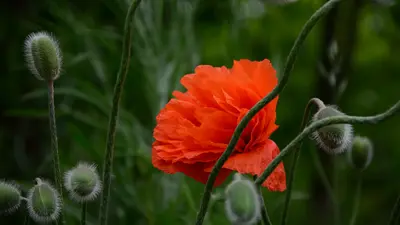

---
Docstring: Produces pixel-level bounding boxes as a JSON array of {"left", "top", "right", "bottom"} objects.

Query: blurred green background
[{"left": 1, "top": 0, "right": 400, "bottom": 224}]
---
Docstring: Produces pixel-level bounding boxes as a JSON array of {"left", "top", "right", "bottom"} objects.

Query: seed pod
[
  {"left": 224, "top": 174, "right": 260, "bottom": 225},
  {"left": 0, "top": 180, "right": 21, "bottom": 215},
  {"left": 347, "top": 136, "right": 374, "bottom": 171},
  {"left": 311, "top": 106, "right": 353, "bottom": 154},
  {"left": 64, "top": 162, "right": 102, "bottom": 203},
  {"left": 27, "top": 178, "right": 61, "bottom": 223},
  {"left": 24, "top": 31, "right": 62, "bottom": 81}
]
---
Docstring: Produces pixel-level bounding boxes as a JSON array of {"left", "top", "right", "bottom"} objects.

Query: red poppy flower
[{"left": 152, "top": 59, "right": 286, "bottom": 191}]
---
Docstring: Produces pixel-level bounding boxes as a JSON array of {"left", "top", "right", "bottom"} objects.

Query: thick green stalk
[
  {"left": 388, "top": 194, "right": 400, "bottom": 225},
  {"left": 280, "top": 98, "right": 325, "bottom": 225},
  {"left": 194, "top": 0, "right": 341, "bottom": 224},
  {"left": 81, "top": 202, "right": 87, "bottom": 225},
  {"left": 349, "top": 174, "right": 362, "bottom": 225},
  {"left": 98, "top": 1, "right": 142, "bottom": 225},
  {"left": 255, "top": 100, "right": 400, "bottom": 186},
  {"left": 47, "top": 80, "right": 65, "bottom": 224}
]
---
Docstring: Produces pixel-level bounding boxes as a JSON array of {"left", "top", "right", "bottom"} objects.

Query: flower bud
[
  {"left": 347, "top": 136, "right": 374, "bottom": 170},
  {"left": 311, "top": 106, "right": 353, "bottom": 154},
  {"left": 24, "top": 31, "right": 62, "bottom": 81},
  {"left": 27, "top": 178, "right": 61, "bottom": 223},
  {"left": 0, "top": 181, "right": 21, "bottom": 215},
  {"left": 224, "top": 174, "right": 260, "bottom": 225},
  {"left": 64, "top": 162, "right": 102, "bottom": 203}
]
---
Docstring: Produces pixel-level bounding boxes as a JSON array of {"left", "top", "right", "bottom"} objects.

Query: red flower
[{"left": 152, "top": 59, "right": 286, "bottom": 191}]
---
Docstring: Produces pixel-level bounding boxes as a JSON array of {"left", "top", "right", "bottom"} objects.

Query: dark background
[{"left": 1, "top": 0, "right": 399, "bottom": 224}]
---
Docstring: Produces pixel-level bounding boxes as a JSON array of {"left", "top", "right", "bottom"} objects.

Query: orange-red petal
[
  {"left": 152, "top": 151, "right": 231, "bottom": 186},
  {"left": 220, "top": 139, "right": 286, "bottom": 191},
  {"left": 151, "top": 59, "right": 285, "bottom": 190}
]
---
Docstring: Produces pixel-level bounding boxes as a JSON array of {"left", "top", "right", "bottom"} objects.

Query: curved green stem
[
  {"left": 255, "top": 100, "right": 400, "bottom": 186},
  {"left": 47, "top": 80, "right": 65, "bottom": 224},
  {"left": 98, "top": 1, "right": 142, "bottom": 225},
  {"left": 24, "top": 213, "right": 31, "bottom": 225},
  {"left": 258, "top": 188, "right": 272, "bottom": 225},
  {"left": 349, "top": 173, "right": 362, "bottom": 225},
  {"left": 309, "top": 145, "right": 339, "bottom": 222},
  {"left": 194, "top": 1, "right": 341, "bottom": 224},
  {"left": 254, "top": 176, "right": 272, "bottom": 225},
  {"left": 333, "top": 155, "right": 340, "bottom": 225},
  {"left": 280, "top": 98, "right": 325, "bottom": 225},
  {"left": 388, "top": 194, "right": 400, "bottom": 225},
  {"left": 81, "top": 202, "right": 87, "bottom": 225}
]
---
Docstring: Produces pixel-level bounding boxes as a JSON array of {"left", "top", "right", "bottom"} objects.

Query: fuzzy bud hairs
[
  {"left": 311, "top": 105, "right": 353, "bottom": 154},
  {"left": 24, "top": 31, "right": 63, "bottom": 81}
]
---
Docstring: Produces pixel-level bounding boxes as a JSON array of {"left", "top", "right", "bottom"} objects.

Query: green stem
[
  {"left": 349, "top": 173, "right": 362, "bottom": 225},
  {"left": 333, "top": 155, "right": 341, "bottom": 225},
  {"left": 254, "top": 100, "right": 400, "bottom": 186},
  {"left": 24, "top": 213, "right": 31, "bottom": 225},
  {"left": 309, "top": 144, "right": 339, "bottom": 221},
  {"left": 254, "top": 176, "right": 272, "bottom": 225},
  {"left": 258, "top": 188, "right": 272, "bottom": 225},
  {"left": 388, "top": 194, "right": 400, "bottom": 225},
  {"left": 204, "top": 193, "right": 224, "bottom": 225},
  {"left": 81, "top": 202, "right": 87, "bottom": 225},
  {"left": 280, "top": 98, "right": 325, "bottom": 225},
  {"left": 98, "top": 1, "right": 142, "bottom": 225},
  {"left": 194, "top": 1, "right": 341, "bottom": 224},
  {"left": 47, "top": 80, "right": 65, "bottom": 224}
]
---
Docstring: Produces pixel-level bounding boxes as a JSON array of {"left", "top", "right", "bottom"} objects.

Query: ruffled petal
[
  {"left": 231, "top": 59, "right": 278, "bottom": 97},
  {"left": 221, "top": 139, "right": 286, "bottom": 191},
  {"left": 152, "top": 152, "right": 231, "bottom": 186},
  {"left": 151, "top": 59, "right": 284, "bottom": 190}
]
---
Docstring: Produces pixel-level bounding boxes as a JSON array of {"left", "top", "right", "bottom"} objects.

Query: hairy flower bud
[
  {"left": 27, "top": 178, "right": 61, "bottom": 223},
  {"left": 0, "top": 181, "right": 21, "bottom": 215},
  {"left": 311, "top": 106, "right": 353, "bottom": 154},
  {"left": 347, "top": 136, "right": 374, "bottom": 170},
  {"left": 224, "top": 174, "right": 260, "bottom": 225},
  {"left": 64, "top": 162, "right": 102, "bottom": 202},
  {"left": 24, "top": 31, "right": 62, "bottom": 81}
]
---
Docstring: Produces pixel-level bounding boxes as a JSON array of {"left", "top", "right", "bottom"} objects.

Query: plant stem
[
  {"left": 81, "top": 202, "right": 87, "bottom": 225},
  {"left": 254, "top": 176, "right": 272, "bottom": 225},
  {"left": 280, "top": 98, "right": 325, "bottom": 225},
  {"left": 194, "top": 1, "right": 341, "bottom": 224},
  {"left": 24, "top": 213, "right": 31, "bottom": 225},
  {"left": 258, "top": 188, "right": 272, "bottom": 225},
  {"left": 309, "top": 144, "right": 339, "bottom": 221},
  {"left": 388, "top": 194, "right": 400, "bottom": 225},
  {"left": 332, "top": 156, "right": 341, "bottom": 225},
  {"left": 98, "top": 1, "right": 142, "bottom": 225},
  {"left": 254, "top": 100, "right": 400, "bottom": 186},
  {"left": 349, "top": 173, "right": 362, "bottom": 225},
  {"left": 47, "top": 80, "right": 65, "bottom": 224}
]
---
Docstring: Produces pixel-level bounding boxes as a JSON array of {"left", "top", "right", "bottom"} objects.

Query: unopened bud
[
  {"left": 64, "top": 162, "right": 102, "bottom": 203},
  {"left": 311, "top": 106, "right": 353, "bottom": 154},
  {"left": 224, "top": 174, "right": 260, "bottom": 225},
  {"left": 27, "top": 178, "right": 61, "bottom": 223},
  {"left": 24, "top": 31, "right": 62, "bottom": 81},
  {"left": 347, "top": 136, "right": 374, "bottom": 170},
  {"left": 0, "top": 181, "right": 21, "bottom": 215}
]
